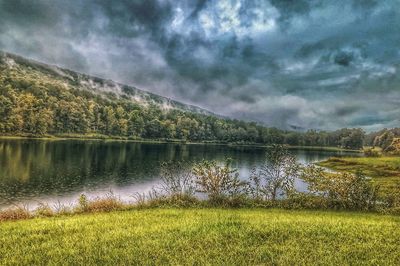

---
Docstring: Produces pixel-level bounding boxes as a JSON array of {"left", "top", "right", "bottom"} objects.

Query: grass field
[
  {"left": 318, "top": 156, "right": 400, "bottom": 196},
  {"left": 0, "top": 208, "right": 399, "bottom": 265}
]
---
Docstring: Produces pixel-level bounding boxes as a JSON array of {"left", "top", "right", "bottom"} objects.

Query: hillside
[
  {"left": 0, "top": 51, "right": 213, "bottom": 116},
  {"left": 0, "top": 51, "right": 255, "bottom": 141}
]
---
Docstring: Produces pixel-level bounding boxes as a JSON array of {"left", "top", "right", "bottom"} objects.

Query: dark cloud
[
  {"left": 188, "top": 0, "right": 210, "bottom": 19},
  {"left": 333, "top": 51, "right": 354, "bottom": 66},
  {"left": 0, "top": 0, "right": 399, "bottom": 131},
  {"left": 334, "top": 105, "right": 360, "bottom": 117}
]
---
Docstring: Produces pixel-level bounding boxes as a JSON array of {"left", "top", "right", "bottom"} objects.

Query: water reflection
[{"left": 0, "top": 139, "right": 358, "bottom": 209}]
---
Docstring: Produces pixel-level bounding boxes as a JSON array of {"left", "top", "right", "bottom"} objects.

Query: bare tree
[{"left": 250, "top": 145, "right": 300, "bottom": 200}]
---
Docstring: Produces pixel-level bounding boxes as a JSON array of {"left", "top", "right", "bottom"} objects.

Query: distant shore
[{"left": 0, "top": 134, "right": 361, "bottom": 152}]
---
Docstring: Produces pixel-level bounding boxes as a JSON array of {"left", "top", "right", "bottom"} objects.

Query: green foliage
[{"left": 192, "top": 159, "right": 247, "bottom": 202}]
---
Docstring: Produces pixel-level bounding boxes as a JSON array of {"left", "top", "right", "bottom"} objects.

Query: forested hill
[
  {"left": 0, "top": 51, "right": 364, "bottom": 149},
  {"left": 0, "top": 51, "right": 214, "bottom": 116}
]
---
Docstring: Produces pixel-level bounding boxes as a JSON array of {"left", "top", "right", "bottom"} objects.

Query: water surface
[{"left": 0, "top": 139, "right": 359, "bottom": 209}]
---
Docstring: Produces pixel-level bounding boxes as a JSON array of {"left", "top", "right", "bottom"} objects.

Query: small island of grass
[{"left": 318, "top": 156, "right": 400, "bottom": 196}]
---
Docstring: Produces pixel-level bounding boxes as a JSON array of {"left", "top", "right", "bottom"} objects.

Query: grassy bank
[
  {"left": 0, "top": 208, "right": 399, "bottom": 265},
  {"left": 318, "top": 156, "right": 400, "bottom": 196}
]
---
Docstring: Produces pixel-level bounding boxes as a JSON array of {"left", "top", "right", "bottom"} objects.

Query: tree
[
  {"left": 103, "top": 106, "right": 117, "bottom": 135},
  {"left": 246, "top": 126, "right": 259, "bottom": 142},
  {"left": 145, "top": 119, "right": 163, "bottom": 139},
  {"left": 115, "top": 106, "right": 128, "bottom": 135},
  {"left": 285, "top": 132, "right": 301, "bottom": 146},
  {"left": 250, "top": 145, "right": 300, "bottom": 200},
  {"left": 341, "top": 128, "right": 364, "bottom": 149},
  {"left": 0, "top": 94, "right": 14, "bottom": 132},
  {"left": 128, "top": 110, "right": 144, "bottom": 137},
  {"left": 176, "top": 117, "right": 192, "bottom": 140}
]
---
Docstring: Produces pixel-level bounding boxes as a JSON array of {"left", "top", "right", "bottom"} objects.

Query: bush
[
  {"left": 301, "top": 165, "right": 379, "bottom": 210},
  {"left": 192, "top": 159, "right": 248, "bottom": 202},
  {"left": 76, "top": 193, "right": 124, "bottom": 213},
  {"left": 0, "top": 205, "right": 31, "bottom": 221}
]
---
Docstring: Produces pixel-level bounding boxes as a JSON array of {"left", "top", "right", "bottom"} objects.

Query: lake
[{"left": 0, "top": 139, "right": 359, "bottom": 209}]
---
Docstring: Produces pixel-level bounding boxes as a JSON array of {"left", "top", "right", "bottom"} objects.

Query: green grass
[
  {"left": 0, "top": 208, "right": 399, "bottom": 265},
  {"left": 318, "top": 156, "right": 400, "bottom": 196}
]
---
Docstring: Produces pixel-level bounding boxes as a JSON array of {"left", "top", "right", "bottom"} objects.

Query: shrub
[
  {"left": 159, "top": 161, "right": 196, "bottom": 197},
  {"left": 301, "top": 165, "right": 379, "bottom": 210},
  {"left": 78, "top": 194, "right": 89, "bottom": 212},
  {"left": 192, "top": 159, "right": 248, "bottom": 202},
  {"left": 379, "top": 184, "right": 400, "bottom": 213},
  {"left": 0, "top": 205, "right": 31, "bottom": 221},
  {"left": 35, "top": 203, "right": 54, "bottom": 217},
  {"left": 76, "top": 193, "right": 124, "bottom": 213}
]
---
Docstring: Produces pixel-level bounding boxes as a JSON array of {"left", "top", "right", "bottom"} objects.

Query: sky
[{"left": 0, "top": 0, "right": 399, "bottom": 131}]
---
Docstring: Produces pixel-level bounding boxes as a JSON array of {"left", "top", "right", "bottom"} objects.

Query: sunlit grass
[{"left": 0, "top": 208, "right": 399, "bottom": 265}]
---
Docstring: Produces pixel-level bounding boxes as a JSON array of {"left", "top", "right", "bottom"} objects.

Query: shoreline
[{"left": 0, "top": 135, "right": 361, "bottom": 152}]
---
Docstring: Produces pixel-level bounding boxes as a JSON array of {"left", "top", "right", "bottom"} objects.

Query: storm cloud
[{"left": 0, "top": 0, "right": 399, "bottom": 131}]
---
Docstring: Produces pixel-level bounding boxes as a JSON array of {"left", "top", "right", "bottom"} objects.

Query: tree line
[{"left": 0, "top": 63, "right": 365, "bottom": 149}]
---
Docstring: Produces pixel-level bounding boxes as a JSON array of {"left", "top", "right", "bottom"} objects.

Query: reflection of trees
[
  {"left": 0, "top": 140, "right": 353, "bottom": 206},
  {"left": 0, "top": 140, "right": 52, "bottom": 182}
]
